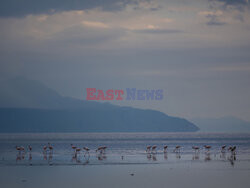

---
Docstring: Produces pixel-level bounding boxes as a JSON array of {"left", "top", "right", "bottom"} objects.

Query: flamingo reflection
[
  {"left": 164, "top": 152, "right": 168, "bottom": 160},
  {"left": 205, "top": 152, "right": 211, "bottom": 161},
  {"left": 152, "top": 153, "right": 157, "bottom": 161}
]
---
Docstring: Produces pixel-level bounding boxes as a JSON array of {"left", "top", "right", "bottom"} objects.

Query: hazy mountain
[
  {"left": 0, "top": 77, "right": 108, "bottom": 109},
  {"left": 191, "top": 117, "right": 250, "bottom": 132},
  {"left": 0, "top": 77, "right": 199, "bottom": 133},
  {"left": 0, "top": 108, "right": 199, "bottom": 133}
]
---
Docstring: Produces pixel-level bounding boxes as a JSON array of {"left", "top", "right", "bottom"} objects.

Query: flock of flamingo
[
  {"left": 144, "top": 144, "right": 237, "bottom": 165},
  {"left": 15, "top": 143, "right": 109, "bottom": 163},
  {"left": 15, "top": 143, "right": 237, "bottom": 165},
  {"left": 144, "top": 144, "right": 236, "bottom": 155}
]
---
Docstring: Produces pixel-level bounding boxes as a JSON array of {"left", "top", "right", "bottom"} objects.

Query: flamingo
[
  {"left": 48, "top": 143, "right": 53, "bottom": 153},
  {"left": 43, "top": 145, "right": 47, "bottom": 154},
  {"left": 102, "top": 146, "right": 107, "bottom": 153},
  {"left": 83, "top": 147, "right": 90, "bottom": 155},
  {"left": 20, "top": 146, "right": 25, "bottom": 152},
  {"left": 204, "top": 145, "right": 211, "bottom": 152},
  {"left": 16, "top": 146, "right": 22, "bottom": 154},
  {"left": 232, "top": 146, "right": 236, "bottom": 152},
  {"left": 16, "top": 146, "right": 25, "bottom": 160},
  {"left": 146, "top": 145, "right": 151, "bottom": 153},
  {"left": 96, "top": 147, "right": 107, "bottom": 160},
  {"left": 192, "top": 146, "right": 200, "bottom": 153},
  {"left": 96, "top": 146, "right": 107, "bottom": 154},
  {"left": 71, "top": 144, "right": 77, "bottom": 151},
  {"left": 28, "top": 145, "right": 32, "bottom": 152},
  {"left": 229, "top": 146, "right": 236, "bottom": 155},
  {"left": 228, "top": 146, "right": 237, "bottom": 164},
  {"left": 174, "top": 145, "right": 181, "bottom": 153},
  {"left": 221, "top": 145, "right": 226, "bottom": 152},
  {"left": 163, "top": 145, "right": 168, "bottom": 153},
  {"left": 151, "top": 145, "right": 157, "bottom": 154},
  {"left": 16, "top": 146, "right": 25, "bottom": 159},
  {"left": 76, "top": 148, "right": 81, "bottom": 154},
  {"left": 96, "top": 147, "right": 102, "bottom": 153}
]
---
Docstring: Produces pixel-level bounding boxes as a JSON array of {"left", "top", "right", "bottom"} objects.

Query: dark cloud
[
  {"left": 207, "top": 0, "right": 249, "bottom": 25},
  {"left": 132, "top": 1, "right": 161, "bottom": 11},
  {"left": 133, "top": 28, "right": 183, "bottom": 34},
  {"left": 206, "top": 20, "right": 226, "bottom": 25},
  {"left": 149, "top": 7, "right": 161, "bottom": 11},
  {"left": 210, "top": 0, "right": 249, "bottom": 11},
  {"left": 206, "top": 14, "right": 227, "bottom": 26},
  {"left": 216, "top": 0, "right": 249, "bottom": 6},
  {"left": 0, "top": 0, "right": 149, "bottom": 17}
]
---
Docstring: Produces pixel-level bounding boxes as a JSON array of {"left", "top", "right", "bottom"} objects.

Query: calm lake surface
[{"left": 0, "top": 132, "right": 250, "bottom": 167}]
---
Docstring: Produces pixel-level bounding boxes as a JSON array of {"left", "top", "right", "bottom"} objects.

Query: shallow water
[{"left": 0, "top": 132, "right": 249, "bottom": 167}]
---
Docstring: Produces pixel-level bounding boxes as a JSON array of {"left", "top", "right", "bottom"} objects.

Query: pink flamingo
[
  {"left": 151, "top": 145, "right": 157, "bottom": 154},
  {"left": 17, "top": 146, "right": 25, "bottom": 159},
  {"left": 204, "top": 145, "right": 211, "bottom": 152},
  {"left": 96, "top": 146, "right": 107, "bottom": 154},
  {"left": 163, "top": 145, "right": 168, "bottom": 153},
  {"left": 43, "top": 145, "right": 47, "bottom": 154},
  {"left": 102, "top": 146, "right": 107, "bottom": 153},
  {"left": 20, "top": 146, "right": 25, "bottom": 152},
  {"left": 221, "top": 145, "right": 226, "bottom": 152},
  {"left": 192, "top": 146, "right": 200, "bottom": 153},
  {"left": 96, "top": 147, "right": 102, "bottom": 153},
  {"left": 76, "top": 148, "right": 81, "bottom": 154},
  {"left": 28, "top": 145, "right": 32, "bottom": 152},
  {"left": 83, "top": 147, "right": 90, "bottom": 156},
  {"left": 228, "top": 146, "right": 236, "bottom": 155},
  {"left": 16, "top": 146, "right": 22, "bottom": 154},
  {"left": 71, "top": 144, "right": 77, "bottom": 150},
  {"left": 174, "top": 145, "right": 181, "bottom": 153},
  {"left": 48, "top": 143, "right": 53, "bottom": 153},
  {"left": 146, "top": 145, "right": 151, "bottom": 153}
]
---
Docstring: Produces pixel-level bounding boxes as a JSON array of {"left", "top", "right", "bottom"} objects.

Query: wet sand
[{"left": 1, "top": 161, "right": 250, "bottom": 188}]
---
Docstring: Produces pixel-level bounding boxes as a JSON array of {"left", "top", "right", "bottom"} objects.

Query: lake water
[{"left": 0, "top": 132, "right": 250, "bottom": 167}]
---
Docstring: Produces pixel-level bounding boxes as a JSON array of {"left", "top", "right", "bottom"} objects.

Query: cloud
[
  {"left": 206, "top": 19, "right": 226, "bottom": 25},
  {"left": 1, "top": 0, "right": 250, "bottom": 122},
  {"left": 214, "top": 0, "right": 249, "bottom": 9},
  {"left": 132, "top": 28, "right": 183, "bottom": 34},
  {"left": 209, "top": 0, "right": 249, "bottom": 11},
  {"left": 0, "top": 0, "right": 160, "bottom": 17},
  {"left": 206, "top": 0, "right": 250, "bottom": 24},
  {"left": 199, "top": 11, "right": 223, "bottom": 16},
  {"left": 199, "top": 10, "right": 227, "bottom": 26},
  {"left": 81, "top": 21, "right": 109, "bottom": 29},
  {"left": 131, "top": 0, "right": 161, "bottom": 11}
]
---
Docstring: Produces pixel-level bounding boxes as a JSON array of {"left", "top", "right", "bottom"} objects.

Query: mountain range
[{"left": 0, "top": 77, "right": 199, "bottom": 133}]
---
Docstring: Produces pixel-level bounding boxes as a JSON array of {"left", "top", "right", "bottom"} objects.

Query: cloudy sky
[{"left": 0, "top": 0, "right": 250, "bottom": 121}]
